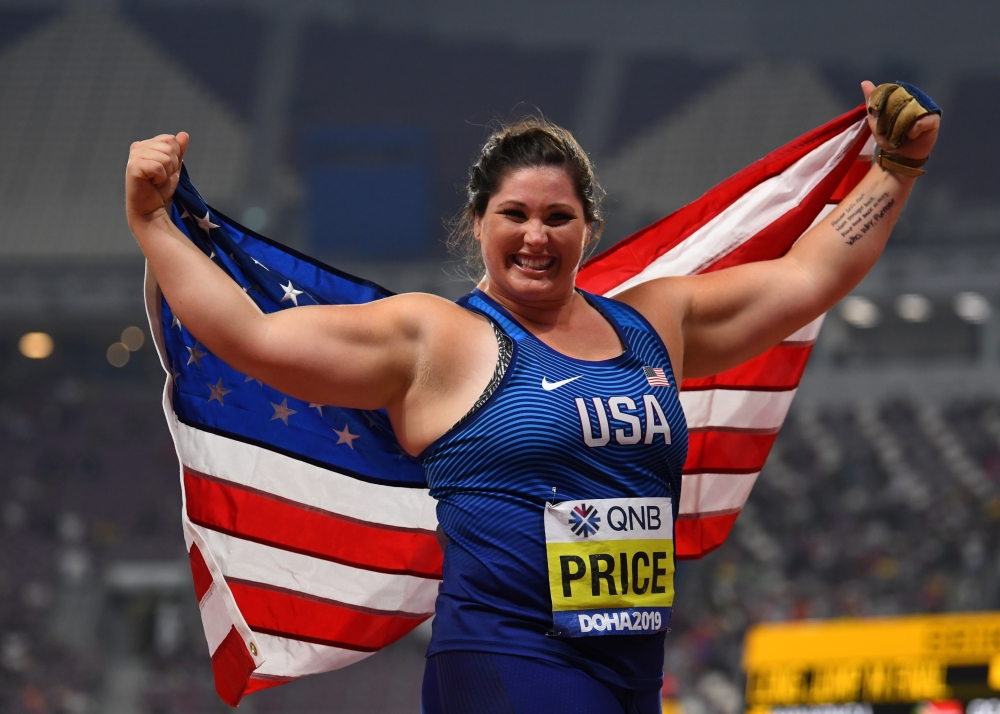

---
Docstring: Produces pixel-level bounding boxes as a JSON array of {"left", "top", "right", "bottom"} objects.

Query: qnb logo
[
  {"left": 569, "top": 503, "right": 600, "bottom": 538},
  {"left": 574, "top": 394, "right": 671, "bottom": 448}
]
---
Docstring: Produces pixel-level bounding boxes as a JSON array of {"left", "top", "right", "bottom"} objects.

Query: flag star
[
  {"left": 195, "top": 211, "right": 219, "bottom": 234},
  {"left": 171, "top": 315, "right": 182, "bottom": 330},
  {"left": 252, "top": 257, "right": 269, "bottom": 271},
  {"left": 334, "top": 424, "right": 359, "bottom": 449},
  {"left": 207, "top": 378, "right": 231, "bottom": 406},
  {"left": 270, "top": 398, "right": 296, "bottom": 425},
  {"left": 208, "top": 250, "right": 217, "bottom": 260},
  {"left": 309, "top": 403, "right": 324, "bottom": 415},
  {"left": 280, "top": 280, "right": 304, "bottom": 306},
  {"left": 244, "top": 374, "right": 263, "bottom": 386},
  {"left": 363, "top": 412, "right": 377, "bottom": 428},
  {"left": 180, "top": 207, "right": 190, "bottom": 220},
  {"left": 186, "top": 343, "right": 207, "bottom": 368}
]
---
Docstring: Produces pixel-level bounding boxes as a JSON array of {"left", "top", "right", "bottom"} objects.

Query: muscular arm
[{"left": 621, "top": 81, "right": 940, "bottom": 381}]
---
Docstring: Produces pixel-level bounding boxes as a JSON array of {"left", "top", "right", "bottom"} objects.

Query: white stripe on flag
[
  {"left": 605, "top": 119, "right": 866, "bottom": 294},
  {"left": 679, "top": 388, "right": 797, "bottom": 431},
  {"left": 199, "top": 528, "right": 439, "bottom": 614},
  {"left": 783, "top": 314, "right": 825, "bottom": 345},
  {"left": 679, "top": 471, "right": 760, "bottom": 516},
  {"left": 251, "top": 631, "right": 373, "bottom": 679},
  {"left": 175, "top": 420, "right": 438, "bottom": 531},
  {"left": 200, "top": 578, "right": 236, "bottom": 655}
]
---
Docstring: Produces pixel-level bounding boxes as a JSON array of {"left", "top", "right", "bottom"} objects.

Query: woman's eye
[
  {"left": 547, "top": 213, "right": 572, "bottom": 224},
  {"left": 502, "top": 210, "right": 527, "bottom": 220}
]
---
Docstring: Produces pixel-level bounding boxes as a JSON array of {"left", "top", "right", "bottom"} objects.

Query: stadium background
[{"left": 0, "top": 0, "right": 998, "bottom": 712}]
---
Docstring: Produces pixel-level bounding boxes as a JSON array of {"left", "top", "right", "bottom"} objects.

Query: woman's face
[{"left": 475, "top": 165, "right": 590, "bottom": 308}]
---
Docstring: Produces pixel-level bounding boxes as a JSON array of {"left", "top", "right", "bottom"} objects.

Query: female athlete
[{"left": 126, "top": 81, "right": 940, "bottom": 714}]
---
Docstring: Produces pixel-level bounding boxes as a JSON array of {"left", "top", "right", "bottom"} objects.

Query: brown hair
[{"left": 448, "top": 116, "right": 605, "bottom": 273}]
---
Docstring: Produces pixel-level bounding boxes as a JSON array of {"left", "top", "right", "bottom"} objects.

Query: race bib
[{"left": 544, "top": 497, "right": 674, "bottom": 637}]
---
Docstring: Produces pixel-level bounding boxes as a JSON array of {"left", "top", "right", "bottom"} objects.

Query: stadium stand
[
  {"left": 0, "top": 9, "right": 251, "bottom": 259},
  {"left": 605, "top": 53, "right": 733, "bottom": 156}
]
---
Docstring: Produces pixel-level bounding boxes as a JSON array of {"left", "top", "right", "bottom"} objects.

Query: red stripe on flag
[
  {"left": 189, "top": 543, "right": 214, "bottom": 603},
  {"left": 244, "top": 674, "right": 297, "bottom": 697},
  {"left": 184, "top": 470, "right": 443, "bottom": 579},
  {"left": 577, "top": 106, "right": 868, "bottom": 294},
  {"left": 675, "top": 511, "right": 741, "bottom": 560},
  {"left": 684, "top": 429, "right": 777, "bottom": 474},
  {"left": 682, "top": 344, "right": 813, "bottom": 392},
  {"left": 210, "top": 626, "right": 258, "bottom": 707},
  {"left": 229, "top": 579, "right": 428, "bottom": 653}
]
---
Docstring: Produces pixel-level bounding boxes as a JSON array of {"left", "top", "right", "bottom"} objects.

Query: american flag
[
  {"left": 146, "top": 105, "right": 871, "bottom": 705},
  {"left": 643, "top": 366, "right": 671, "bottom": 388}
]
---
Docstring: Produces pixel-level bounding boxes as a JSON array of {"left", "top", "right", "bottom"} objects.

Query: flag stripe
[
  {"left": 782, "top": 314, "right": 824, "bottom": 344},
  {"left": 678, "top": 388, "right": 796, "bottom": 432},
  {"left": 228, "top": 577, "right": 431, "bottom": 619},
  {"left": 185, "top": 470, "right": 444, "bottom": 579},
  {"left": 197, "top": 528, "right": 439, "bottom": 614},
  {"left": 684, "top": 430, "right": 778, "bottom": 474},
  {"left": 175, "top": 421, "right": 437, "bottom": 531},
  {"left": 243, "top": 674, "right": 297, "bottom": 696},
  {"left": 230, "top": 580, "right": 427, "bottom": 652},
  {"left": 189, "top": 543, "right": 215, "bottom": 603},
  {"left": 679, "top": 471, "right": 761, "bottom": 516},
  {"left": 249, "top": 631, "right": 373, "bottom": 679},
  {"left": 189, "top": 467, "right": 433, "bottom": 535},
  {"left": 681, "top": 343, "right": 813, "bottom": 391},
  {"left": 199, "top": 576, "right": 237, "bottom": 655},
  {"left": 675, "top": 511, "right": 740, "bottom": 559},
  {"left": 210, "top": 627, "right": 259, "bottom": 707}
]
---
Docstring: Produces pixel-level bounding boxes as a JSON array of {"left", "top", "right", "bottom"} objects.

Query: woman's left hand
[{"left": 861, "top": 80, "right": 941, "bottom": 160}]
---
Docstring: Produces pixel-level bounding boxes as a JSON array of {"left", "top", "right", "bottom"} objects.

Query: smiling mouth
[{"left": 512, "top": 254, "right": 555, "bottom": 271}]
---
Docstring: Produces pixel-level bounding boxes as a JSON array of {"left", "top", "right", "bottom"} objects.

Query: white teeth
[{"left": 514, "top": 255, "right": 554, "bottom": 270}]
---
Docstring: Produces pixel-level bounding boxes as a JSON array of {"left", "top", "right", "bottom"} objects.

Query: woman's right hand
[{"left": 125, "top": 132, "right": 189, "bottom": 229}]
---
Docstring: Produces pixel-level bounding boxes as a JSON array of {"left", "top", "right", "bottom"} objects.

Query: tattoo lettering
[{"left": 831, "top": 192, "right": 895, "bottom": 246}]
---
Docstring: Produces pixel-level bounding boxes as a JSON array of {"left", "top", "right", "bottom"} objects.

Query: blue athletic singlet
[{"left": 418, "top": 289, "right": 688, "bottom": 693}]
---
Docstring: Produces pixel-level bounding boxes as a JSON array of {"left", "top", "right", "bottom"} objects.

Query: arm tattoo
[{"left": 830, "top": 192, "right": 895, "bottom": 246}]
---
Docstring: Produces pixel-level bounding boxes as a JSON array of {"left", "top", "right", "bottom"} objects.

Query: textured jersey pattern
[
  {"left": 453, "top": 321, "right": 514, "bottom": 429},
  {"left": 419, "top": 289, "right": 688, "bottom": 691}
]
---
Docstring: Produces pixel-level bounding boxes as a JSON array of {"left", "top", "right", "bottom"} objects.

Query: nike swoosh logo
[{"left": 541, "top": 375, "right": 583, "bottom": 391}]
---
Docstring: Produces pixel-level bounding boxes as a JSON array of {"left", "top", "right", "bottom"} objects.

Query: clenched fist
[
  {"left": 125, "top": 132, "right": 189, "bottom": 229},
  {"left": 861, "top": 81, "right": 940, "bottom": 161}
]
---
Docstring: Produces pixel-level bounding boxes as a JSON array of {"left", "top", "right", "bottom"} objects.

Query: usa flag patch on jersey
[{"left": 643, "top": 366, "right": 670, "bottom": 387}]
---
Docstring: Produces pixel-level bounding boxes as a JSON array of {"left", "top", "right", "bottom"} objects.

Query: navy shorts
[{"left": 421, "top": 651, "right": 662, "bottom": 714}]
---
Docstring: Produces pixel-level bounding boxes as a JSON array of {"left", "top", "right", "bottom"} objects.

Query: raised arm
[
  {"left": 622, "top": 81, "right": 941, "bottom": 381},
  {"left": 126, "top": 134, "right": 495, "bottom": 449}
]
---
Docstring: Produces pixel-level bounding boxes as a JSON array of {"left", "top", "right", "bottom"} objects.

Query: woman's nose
[{"left": 524, "top": 220, "right": 547, "bottom": 246}]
